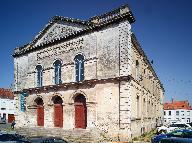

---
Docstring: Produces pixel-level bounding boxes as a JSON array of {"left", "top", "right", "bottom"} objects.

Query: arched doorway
[
  {"left": 52, "top": 96, "right": 63, "bottom": 128},
  {"left": 35, "top": 97, "right": 44, "bottom": 126},
  {"left": 74, "top": 94, "right": 87, "bottom": 129}
]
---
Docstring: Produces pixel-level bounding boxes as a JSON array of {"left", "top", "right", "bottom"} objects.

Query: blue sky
[{"left": 0, "top": 0, "right": 192, "bottom": 104}]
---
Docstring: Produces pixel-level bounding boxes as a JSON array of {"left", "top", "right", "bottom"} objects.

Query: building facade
[
  {"left": 13, "top": 5, "right": 164, "bottom": 142},
  {"left": 164, "top": 100, "right": 192, "bottom": 124},
  {"left": 0, "top": 88, "right": 15, "bottom": 123}
]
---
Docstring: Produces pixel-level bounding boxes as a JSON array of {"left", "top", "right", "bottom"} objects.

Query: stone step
[{"left": 16, "top": 127, "right": 95, "bottom": 143}]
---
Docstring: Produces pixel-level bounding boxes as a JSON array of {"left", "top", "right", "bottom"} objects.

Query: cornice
[
  {"left": 14, "top": 76, "right": 131, "bottom": 95},
  {"left": 131, "top": 33, "right": 164, "bottom": 92}
]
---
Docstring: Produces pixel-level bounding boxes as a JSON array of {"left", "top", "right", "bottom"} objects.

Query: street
[{"left": 0, "top": 123, "right": 11, "bottom": 131}]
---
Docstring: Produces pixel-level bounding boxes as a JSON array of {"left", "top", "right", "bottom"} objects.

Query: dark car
[
  {"left": 0, "top": 132, "right": 30, "bottom": 142},
  {"left": 151, "top": 129, "right": 192, "bottom": 143},
  {"left": 187, "top": 122, "right": 192, "bottom": 127},
  {"left": 29, "top": 137, "right": 68, "bottom": 143},
  {"left": 160, "top": 137, "right": 192, "bottom": 143}
]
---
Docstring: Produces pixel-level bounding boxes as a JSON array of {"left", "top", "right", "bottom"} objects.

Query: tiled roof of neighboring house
[
  {"left": 0, "top": 88, "right": 14, "bottom": 99},
  {"left": 164, "top": 100, "right": 192, "bottom": 110}
]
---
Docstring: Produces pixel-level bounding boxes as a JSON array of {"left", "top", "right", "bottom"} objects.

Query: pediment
[{"left": 34, "top": 21, "right": 85, "bottom": 47}]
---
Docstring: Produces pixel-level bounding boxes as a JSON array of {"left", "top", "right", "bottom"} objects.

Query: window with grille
[
  {"left": 20, "top": 92, "right": 27, "bottom": 112},
  {"left": 54, "top": 60, "right": 62, "bottom": 84},
  {"left": 36, "top": 65, "right": 43, "bottom": 87}
]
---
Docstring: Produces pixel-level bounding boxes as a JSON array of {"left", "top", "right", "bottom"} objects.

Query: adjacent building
[
  {"left": 0, "top": 88, "right": 15, "bottom": 123},
  {"left": 164, "top": 100, "right": 192, "bottom": 124},
  {"left": 13, "top": 5, "right": 164, "bottom": 142}
]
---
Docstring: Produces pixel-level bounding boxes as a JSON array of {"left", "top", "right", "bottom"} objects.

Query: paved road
[{"left": 0, "top": 123, "right": 11, "bottom": 131}]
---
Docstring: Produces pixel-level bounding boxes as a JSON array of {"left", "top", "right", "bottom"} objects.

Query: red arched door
[
  {"left": 54, "top": 104, "right": 63, "bottom": 127},
  {"left": 8, "top": 114, "right": 15, "bottom": 123},
  {"left": 37, "top": 105, "right": 44, "bottom": 126},
  {"left": 35, "top": 97, "right": 44, "bottom": 127},
  {"left": 75, "top": 95, "right": 87, "bottom": 129}
]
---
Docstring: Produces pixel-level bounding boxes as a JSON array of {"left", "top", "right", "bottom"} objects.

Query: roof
[
  {"left": 0, "top": 88, "right": 14, "bottom": 99},
  {"left": 13, "top": 4, "right": 135, "bottom": 57},
  {"left": 164, "top": 100, "right": 192, "bottom": 110}
]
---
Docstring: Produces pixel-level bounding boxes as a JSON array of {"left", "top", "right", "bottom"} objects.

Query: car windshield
[
  {"left": 169, "top": 124, "right": 188, "bottom": 128},
  {"left": 167, "top": 130, "right": 183, "bottom": 137}
]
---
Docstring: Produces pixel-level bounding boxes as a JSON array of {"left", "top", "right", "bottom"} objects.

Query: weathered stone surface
[{"left": 13, "top": 5, "right": 164, "bottom": 142}]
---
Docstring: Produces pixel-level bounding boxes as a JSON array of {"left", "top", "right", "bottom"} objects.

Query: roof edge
[
  {"left": 13, "top": 12, "right": 133, "bottom": 57},
  {"left": 13, "top": 4, "right": 135, "bottom": 57},
  {"left": 131, "top": 33, "right": 164, "bottom": 91}
]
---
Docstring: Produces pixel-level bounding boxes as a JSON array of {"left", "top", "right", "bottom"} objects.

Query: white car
[{"left": 157, "top": 123, "right": 191, "bottom": 134}]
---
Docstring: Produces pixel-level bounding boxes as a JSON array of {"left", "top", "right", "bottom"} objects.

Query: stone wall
[
  {"left": 14, "top": 20, "right": 127, "bottom": 141},
  {"left": 14, "top": 23, "right": 120, "bottom": 91},
  {"left": 16, "top": 81, "right": 122, "bottom": 141},
  {"left": 14, "top": 16, "right": 164, "bottom": 141},
  {"left": 128, "top": 38, "right": 164, "bottom": 137}
]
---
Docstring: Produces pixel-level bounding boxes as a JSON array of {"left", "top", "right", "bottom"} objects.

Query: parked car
[
  {"left": 187, "top": 122, "right": 192, "bottom": 127},
  {"left": 157, "top": 122, "right": 191, "bottom": 133},
  {"left": 160, "top": 137, "right": 192, "bottom": 143},
  {"left": 0, "top": 132, "right": 30, "bottom": 142},
  {"left": 151, "top": 129, "right": 192, "bottom": 143}
]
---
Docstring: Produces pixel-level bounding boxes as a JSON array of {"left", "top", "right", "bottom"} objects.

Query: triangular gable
[{"left": 31, "top": 16, "right": 88, "bottom": 47}]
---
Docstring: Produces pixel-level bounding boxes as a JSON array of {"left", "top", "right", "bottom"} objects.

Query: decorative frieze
[{"left": 37, "top": 38, "right": 84, "bottom": 60}]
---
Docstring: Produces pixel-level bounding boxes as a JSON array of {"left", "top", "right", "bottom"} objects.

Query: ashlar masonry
[{"left": 13, "top": 4, "right": 164, "bottom": 142}]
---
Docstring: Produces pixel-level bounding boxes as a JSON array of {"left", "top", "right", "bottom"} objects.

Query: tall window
[
  {"left": 169, "top": 111, "right": 171, "bottom": 116},
  {"left": 20, "top": 92, "right": 28, "bottom": 112},
  {"left": 136, "top": 95, "right": 140, "bottom": 118},
  {"left": 54, "top": 60, "right": 62, "bottom": 84},
  {"left": 75, "top": 54, "right": 84, "bottom": 82},
  {"left": 135, "top": 60, "right": 140, "bottom": 80},
  {"left": 36, "top": 65, "right": 43, "bottom": 87},
  {"left": 143, "top": 98, "right": 146, "bottom": 117}
]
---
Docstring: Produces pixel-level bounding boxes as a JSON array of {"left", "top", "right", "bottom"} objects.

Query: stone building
[{"left": 13, "top": 5, "right": 164, "bottom": 142}]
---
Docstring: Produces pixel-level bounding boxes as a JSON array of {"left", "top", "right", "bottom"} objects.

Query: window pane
[
  {"left": 54, "top": 60, "right": 62, "bottom": 84},
  {"left": 75, "top": 55, "right": 84, "bottom": 82},
  {"left": 36, "top": 65, "right": 42, "bottom": 87},
  {"left": 172, "top": 131, "right": 183, "bottom": 137}
]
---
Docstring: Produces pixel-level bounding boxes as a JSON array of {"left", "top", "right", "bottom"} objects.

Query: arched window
[
  {"left": 36, "top": 65, "right": 43, "bottom": 87},
  {"left": 54, "top": 60, "right": 62, "bottom": 84},
  {"left": 75, "top": 54, "right": 84, "bottom": 82}
]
